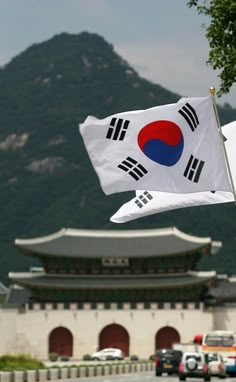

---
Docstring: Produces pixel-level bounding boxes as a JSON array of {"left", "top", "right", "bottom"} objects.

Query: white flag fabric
[
  {"left": 110, "top": 121, "right": 236, "bottom": 223},
  {"left": 79, "top": 96, "right": 232, "bottom": 195}
]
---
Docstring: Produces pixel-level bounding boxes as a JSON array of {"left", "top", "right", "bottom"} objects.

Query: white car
[
  {"left": 179, "top": 352, "right": 211, "bottom": 381},
  {"left": 91, "top": 347, "right": 124, "bottom": 361},
  {"left": 207, "top": 353, "right": 226, "bottom": 378}
]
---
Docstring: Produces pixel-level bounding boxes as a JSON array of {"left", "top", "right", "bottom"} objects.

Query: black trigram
[
  {"left": 135, "top": 191, "right": 153, "bottom": 208},
  {"left": 178, "top": 103, "right": 199, "bottom": 132},
  {"left": 106, "top": 118, "right": 130, "bottom": 140},
  {"left": 118, "top": 157, "right": 148, "bottom": 181},
  {"left": 184, "top": 155, "right": 205, "bottom": 183}
]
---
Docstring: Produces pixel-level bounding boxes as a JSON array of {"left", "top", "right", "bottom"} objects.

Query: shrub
[
  {"left": 149, "top": 354, "right": 155, "bottom": 361},
  {"left": 60, "top": 354, "right": 69, "bottom": 361},
  {"left": 130, "top": 355, "right": 139, "bottom": 361},
  {"left": 49, "top": 352, "right": 58, "bottom": 362},
  {"left": 82, "top": 354, "right": 92, "bottom": 361}
]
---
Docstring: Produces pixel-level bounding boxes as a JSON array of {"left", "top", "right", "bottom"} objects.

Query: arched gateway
[
  {"left": 49, "top": 327, "right": 73, "bottom": 356},
  {"left": 156, "top": 326, "right": 180, "bottom": 349},
  {"left": 99, "top": 324, "right": 129, "bottom": 356}
]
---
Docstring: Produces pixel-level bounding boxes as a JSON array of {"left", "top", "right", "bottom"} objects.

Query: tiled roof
[
  {"left": 4, "top": 286, "right": 31, "bottom": 306},
  {"left": 206, "top": 280, "right": 236, "bottom": 300},
  {"left": 14, "top": 227, "right": 219, "bottom": 258},
  {"left": 9, "top": 271, "right": 215, "bottom": 290},
  {"left": 0, "top": 282, "right": 9, "bottom": 294}
]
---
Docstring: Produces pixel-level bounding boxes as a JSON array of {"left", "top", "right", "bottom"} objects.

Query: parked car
[
  {"left": 155, "top": 349, "right": 183, "bottom": 376},
  {"left": 224, "top": 354, "right": 236, "bottom": 376},
  {"left": 207, "top": 352, "right": 226, "bottom": 378},
  {"left": 179, "top": 352, "right": 211, "bottom": 381},
  {"left": 91, "top": 347, "right": 124, "bottom": 361}
]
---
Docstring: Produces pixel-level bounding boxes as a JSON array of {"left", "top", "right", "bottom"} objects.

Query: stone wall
[{"left": 0, "top": 303, "right": 213, "bottom": 359}]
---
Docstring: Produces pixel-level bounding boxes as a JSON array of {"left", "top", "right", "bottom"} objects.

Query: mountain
[{"left": 1, "top": 31, "right": 236, "bottom": 284}]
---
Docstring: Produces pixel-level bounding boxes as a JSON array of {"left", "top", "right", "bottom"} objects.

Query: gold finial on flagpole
[{"left": 209, "top": 86, "right": 215, "bottom": 96}]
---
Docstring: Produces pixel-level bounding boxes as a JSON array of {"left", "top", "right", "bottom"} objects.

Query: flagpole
[{"left": 209, "top": 86, "right": 236, "bottom": 203}]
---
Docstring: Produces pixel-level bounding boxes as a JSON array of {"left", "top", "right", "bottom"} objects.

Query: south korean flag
[{"left": 79, "top": 96, "right": 232, "bottom": 195}]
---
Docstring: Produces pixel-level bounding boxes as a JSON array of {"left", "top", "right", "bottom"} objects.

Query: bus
[{"left": 202, "top": 330, "right": 236, "bottom": 376}]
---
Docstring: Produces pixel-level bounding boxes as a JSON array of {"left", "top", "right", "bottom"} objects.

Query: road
[{"left": 63, "top": 373, "right": 236, "bottom": 382}]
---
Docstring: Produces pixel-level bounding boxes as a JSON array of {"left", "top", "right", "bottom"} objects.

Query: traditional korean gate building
[{"left": 0, "top": 226, "right": 235, "bottom": 360}]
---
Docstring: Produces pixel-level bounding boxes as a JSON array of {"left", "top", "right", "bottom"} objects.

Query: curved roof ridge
[
  {"left": 64, "top": 226, "right": 174, "bottom": 238},
  {"left": 15, "top": 226, "right": 212, "bottom": 242},
  {"left": 15, "top": 228, "right": 67, "bottom": 246},
  {"left": 188, "top": 270, "right": 216, "bottom": 278},
  {"left": 28, "top": 226, "right": 212, "bottom": 242},
  {"left": 172, "top": 227, "right": 211, "bottom": 244}
]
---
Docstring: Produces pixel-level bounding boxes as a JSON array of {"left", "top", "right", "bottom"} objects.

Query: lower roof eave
[{"left": 9, "top": 274, "right": 216, "bottom": 290}]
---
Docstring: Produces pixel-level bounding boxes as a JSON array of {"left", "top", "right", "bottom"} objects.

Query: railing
[
  {"left": 0, "top": 362, "right": 154, "bottom": 382},
  {"left": 25, "top": 301, "right": 203, "bottom": 311}
]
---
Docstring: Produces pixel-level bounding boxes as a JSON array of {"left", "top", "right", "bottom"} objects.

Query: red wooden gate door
[
  {"left": 155, "top": 326, "right": 180, "bottom": 350},
  {"left": 49, "top": 327, "right": 73, "bottom": 356},
  {"left": 99, "top": 324, "right": 129, "bottom": 356}
]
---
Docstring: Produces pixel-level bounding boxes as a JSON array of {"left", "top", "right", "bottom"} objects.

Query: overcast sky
[{"left": 1, "top": 0, "right": 235, "bottom": 108}]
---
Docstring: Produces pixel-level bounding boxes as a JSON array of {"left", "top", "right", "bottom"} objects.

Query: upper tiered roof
[{"left": 15, "top": 227, "right": 221, "bottom": 258}]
